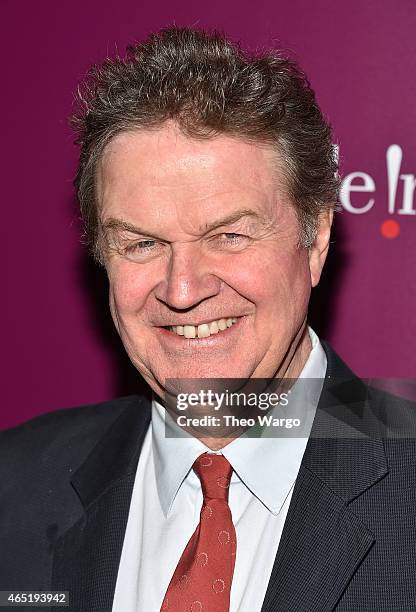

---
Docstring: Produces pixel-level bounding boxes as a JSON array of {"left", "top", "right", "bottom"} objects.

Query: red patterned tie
[{"left": 161, "top": 453, "right": 237, "bottom": 611}]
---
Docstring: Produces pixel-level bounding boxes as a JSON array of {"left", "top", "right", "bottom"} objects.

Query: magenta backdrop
[{"left": 2, "top": 0, "right": 415, "bottom": 429}]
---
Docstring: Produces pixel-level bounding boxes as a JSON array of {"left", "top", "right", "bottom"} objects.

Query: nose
[{"left": 154, "top": 243, "right": 222, "bottom": 309}]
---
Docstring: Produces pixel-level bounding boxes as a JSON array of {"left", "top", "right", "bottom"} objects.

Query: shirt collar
[{"left": 152, "top": 327, "right": 327, "bottom": 516}]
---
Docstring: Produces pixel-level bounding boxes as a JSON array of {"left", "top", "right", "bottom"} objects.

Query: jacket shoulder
[
  {"left": 0, "top": 395, "right": 147, "bottom": 481},
  {"left": 0, "top": 395, "right": 150, "bottom": 589}
]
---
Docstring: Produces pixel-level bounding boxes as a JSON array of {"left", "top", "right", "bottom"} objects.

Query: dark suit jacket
[{"left": 1, "top": 342, "right": 416, "bottom": 611}]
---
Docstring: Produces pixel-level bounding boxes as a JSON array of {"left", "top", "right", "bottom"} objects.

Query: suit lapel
[
  {"left": 52, "top": 394, "right": 151, "bottom": 612},
  {"left": 261, "top": 343, "right": 389, "bottom": 612}
]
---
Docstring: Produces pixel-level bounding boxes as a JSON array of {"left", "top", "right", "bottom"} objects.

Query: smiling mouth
[{"left": 163, "top": 317, "right": 239, "bottom": 339}]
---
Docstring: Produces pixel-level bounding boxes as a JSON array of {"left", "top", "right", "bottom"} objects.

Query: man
[{"left": 1, "top": 26, "right": 415, "bottom": 612}]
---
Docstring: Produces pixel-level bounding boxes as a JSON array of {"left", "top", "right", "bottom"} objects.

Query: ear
[{"left": 308, "top": 208, "right": 334, "bottom": 287}]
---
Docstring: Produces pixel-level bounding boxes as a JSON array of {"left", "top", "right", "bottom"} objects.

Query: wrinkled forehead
[{"left": 96, "top": 123, "right": 290, "bottom": 209}]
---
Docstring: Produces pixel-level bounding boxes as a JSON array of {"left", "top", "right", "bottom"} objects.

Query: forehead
[
  {"left": 96, "top": 123, "right": 291, "bottom": 226},
  {"left": 100, "top": 123, "right": 286, "bottom": 184}
]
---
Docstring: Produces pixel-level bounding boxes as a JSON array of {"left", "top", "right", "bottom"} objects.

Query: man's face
[{"left": 97, "top": 123, "right": 330, "bottom": 398}]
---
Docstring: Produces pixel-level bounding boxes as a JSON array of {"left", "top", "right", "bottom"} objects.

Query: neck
[{"left": 198, "top": 321, "right": 313, "bottom": 450}]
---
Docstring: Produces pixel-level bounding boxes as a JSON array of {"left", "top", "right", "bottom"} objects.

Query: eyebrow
[
  {"left": 101, "top": 208, "right": 265, "bottom": 239},
  {"left": 101, "top": 217, "right": 154, "bottom": 236},
  {"left": 199, "top": 209, "right": 265, "bottom": 233}
]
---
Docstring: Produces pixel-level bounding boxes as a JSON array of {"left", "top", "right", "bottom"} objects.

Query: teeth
[
  {"left": 183, "top": 325, "right": 196, "bottom": 339},
  {"left": 170, "top": 317, "right": 239, "bottom": 338},
  {"left": 197, "top": 323, "right": 211, "bottom": 338}
]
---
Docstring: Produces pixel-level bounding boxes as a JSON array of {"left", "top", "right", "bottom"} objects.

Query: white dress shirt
[{"left": 112, "top": 328, "right": 327, "bottom": 612}]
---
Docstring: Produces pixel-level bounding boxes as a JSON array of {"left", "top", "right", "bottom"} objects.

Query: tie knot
[{"left": 193, "top": 453, "right": 232, "bottom": 501}]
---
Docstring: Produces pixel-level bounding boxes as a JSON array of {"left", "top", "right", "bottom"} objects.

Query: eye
[
  {"left": 219, "top": 232, "right": 248, "bottom": 244},
  {"left": 209, "top": 232, "right": 251, "bottom": 251},
  {"left": 223, "top": 233, "right": 242, "bottom": 240},
  {"left": 120, "top": 238, "right": 165, "bottom": 261},
  {"left": 137, "top": 239, "right": 156, "bottom": 249},
  {"left": 125, "top": 239, "right": 157, "bottom": 253}
]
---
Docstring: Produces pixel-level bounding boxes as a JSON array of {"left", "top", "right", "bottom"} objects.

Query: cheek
[
  {"left": 108, "top": 262, "right": 156, "bottom": 317},
  {"left": 222, "top": 247, "right": 310, "bottom": 308}
]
